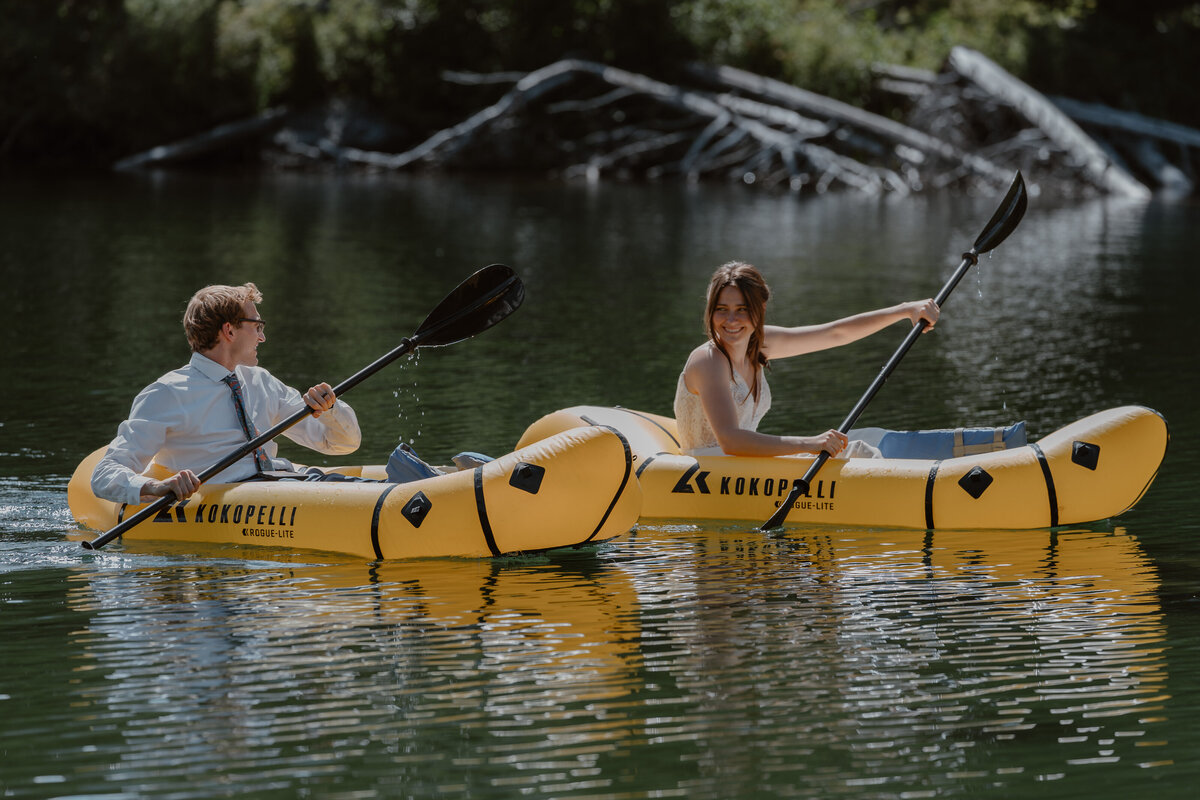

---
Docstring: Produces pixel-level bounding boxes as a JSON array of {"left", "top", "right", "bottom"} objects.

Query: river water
[{"left": 1, "top": 171, "right": 1198, "bottom": 799}]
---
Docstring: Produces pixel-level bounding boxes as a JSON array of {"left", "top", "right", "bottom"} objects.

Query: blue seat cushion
[{"left": 848, "top": 421, "right": 1027, "bottom": 460}]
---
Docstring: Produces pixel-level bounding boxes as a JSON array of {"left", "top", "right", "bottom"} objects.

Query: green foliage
[
  {"left": 3, "top": 0, "right": 1198, "bottom": 167},
  {"left": 672, "top": 0, "right": 1101, "bottom": 107},
  {"left": 206, "top": 0, "right": 696, "bottom": 123}
]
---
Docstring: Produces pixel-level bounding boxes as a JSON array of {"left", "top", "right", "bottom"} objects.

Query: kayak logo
[
  {"left": 671, "top": 464, "right": 836, "bottom": 500},
  {"left": 151, "top": 499, "right": 298, "bottom": 529},
  {"left": 671, "top": 464, "right": 711, "bottom": 494}
]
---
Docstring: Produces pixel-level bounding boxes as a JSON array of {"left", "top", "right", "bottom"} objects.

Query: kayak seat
[{"left": 848, "top": 421, "right": 1027, "bottom": 460}]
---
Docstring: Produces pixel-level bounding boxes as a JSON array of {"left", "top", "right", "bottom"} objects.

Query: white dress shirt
[{"left": 91, "top": 352, "right": 362, "bottom": 505}]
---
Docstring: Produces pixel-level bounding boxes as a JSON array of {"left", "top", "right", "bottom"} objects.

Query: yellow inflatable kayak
[
  {"left": 517, "top": 405, "right": 1168, "bottom": 529},
  {"left": 68, "top": 426, "right": 641, "bottom": 559}
]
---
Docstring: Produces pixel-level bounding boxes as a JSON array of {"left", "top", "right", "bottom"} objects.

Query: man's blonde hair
[{"left": 183, "top": 283, "right": 263, "bottom": 353}]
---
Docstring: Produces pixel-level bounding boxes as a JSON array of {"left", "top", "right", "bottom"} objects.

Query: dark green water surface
[{"left": 1, "top": 171, "right": 1197, "bottom": 799}]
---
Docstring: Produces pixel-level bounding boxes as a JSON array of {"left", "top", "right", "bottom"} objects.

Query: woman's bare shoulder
[
  {"left": 682, "top": 343, "right": 729, "bottom": 395},
  {"left": 683, "top": 341, "right": 723, "bottom": 370}
]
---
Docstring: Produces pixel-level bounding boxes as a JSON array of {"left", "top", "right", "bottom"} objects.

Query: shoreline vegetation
[{"left": 7, "top": 1, "right": 1200, "bottom": 196}]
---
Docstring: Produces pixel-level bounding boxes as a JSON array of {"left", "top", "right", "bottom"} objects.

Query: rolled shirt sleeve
[
  {"left": 90, "top": 356, "right": 364, "bottom": 505},
  {"left": 90, "top": 383, "right": 181, "bottom": 506},
  {"left": 279, "top": 389, "right": 362, "bottom": 455},
  {"left": 247, "top": 367, "right": 362, "bottom": 458}
]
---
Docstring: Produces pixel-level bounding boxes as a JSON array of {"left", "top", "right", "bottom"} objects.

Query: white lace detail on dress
[{"left": 673, "top": 367, "right": 771, "bottom": 454}]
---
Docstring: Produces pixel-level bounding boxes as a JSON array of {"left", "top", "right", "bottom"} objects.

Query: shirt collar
[{"left": 189, "top": 352, "right": 237, "bottom": 383}]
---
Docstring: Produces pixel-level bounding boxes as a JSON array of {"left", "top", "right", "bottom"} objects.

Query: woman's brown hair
[{"left": 704, "top": 261, "right": 770, "bottom": 399}]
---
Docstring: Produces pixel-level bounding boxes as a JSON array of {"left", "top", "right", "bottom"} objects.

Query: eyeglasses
[{"left": 237, "top": 317, "right": 266, "bottom": 334}]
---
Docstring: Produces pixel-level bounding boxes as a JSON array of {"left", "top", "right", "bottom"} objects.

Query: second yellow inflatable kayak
[{"left": 517, "top": 405, "right": 1167, "bottom": 529}]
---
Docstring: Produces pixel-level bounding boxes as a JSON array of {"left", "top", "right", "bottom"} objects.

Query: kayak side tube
[
  {"left": 68, "top": 425, "right": 642, "bottom": 559},
  {"left": 374, "top": 424, "right": 642, "bottom": 558},
  {"left": 516, "top": 405, "right": 1168, "bottom": 529}
]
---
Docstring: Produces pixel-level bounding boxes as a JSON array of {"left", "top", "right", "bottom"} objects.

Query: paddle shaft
[{"left": 760, "top": 248, "right": 980, "bottom": 531}]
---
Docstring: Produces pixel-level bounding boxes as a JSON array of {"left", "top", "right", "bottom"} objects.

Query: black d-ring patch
[
  {"left": 401, "top": 491, "right": 433, "bottom": 528},
  {"left": 1072, "top": 441, "right": 1100, "bottom": 471},
  {"left": 509, "top": 462, "right": 545, "bottom": 494},
  {"left": 958, "top": 466, "right": 994, "bottom": 499}
]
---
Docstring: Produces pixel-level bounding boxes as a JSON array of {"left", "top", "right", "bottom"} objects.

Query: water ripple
[{"left": 2, "top": 512, "right": 1184, "bottom": 800}]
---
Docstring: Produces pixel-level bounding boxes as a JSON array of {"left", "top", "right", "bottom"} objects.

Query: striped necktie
[{"left": 223, "top": 373, "right": 272, "bottom": 473}]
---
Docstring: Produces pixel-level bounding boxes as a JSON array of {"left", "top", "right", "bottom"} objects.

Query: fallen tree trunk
[
  {"left": 1051, "top": 95, "right": 1198, "bottom": 192},
  {"left": 946, "top": 47, "right": 1150, "bottom": 198},
  {"left": 113, "top": 107, "right": 289, "bottom": 171},
  {"left": 1125, "top": 136, "right": 1193, "bottom": 193},
  {"left": 685, "top": 62, "right": 1012, "bottom": 189},
  {"left": 112, "top": 53, "right": 1195, "bottom": 197},
  {"left": 1051, "top": 95, "right": 1200, "bottom": 150},
  {"left": 313, "top": 58, "right": 912, "bottom": 193}
]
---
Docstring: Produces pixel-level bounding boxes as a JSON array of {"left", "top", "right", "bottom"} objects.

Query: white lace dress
[
  {"left": 673, "top": 365, "right": 881, "bottom": 458},
  {"left": 674, "top": 367, "right": 771, "bottom": 455}
]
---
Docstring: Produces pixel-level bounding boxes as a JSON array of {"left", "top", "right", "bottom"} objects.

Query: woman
[{"left": 674, "top": 261, "right": 939, "bottom": 457}]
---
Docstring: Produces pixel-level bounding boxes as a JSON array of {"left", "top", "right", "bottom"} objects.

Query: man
[{"left": 91, "top": 282, "right": 362, "bottom": 505}]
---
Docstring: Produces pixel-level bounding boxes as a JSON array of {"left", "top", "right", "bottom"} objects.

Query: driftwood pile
[{"left": 116, "top": 47, "right": 1200, "bottom": 198}]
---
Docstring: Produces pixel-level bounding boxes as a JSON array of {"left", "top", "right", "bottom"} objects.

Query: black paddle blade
[
  {"left": 414, "top": 264, "right": 525, "bottom": 347},
  {"left": 973, "top": 171, "right": 1028, "bottom": 255}
]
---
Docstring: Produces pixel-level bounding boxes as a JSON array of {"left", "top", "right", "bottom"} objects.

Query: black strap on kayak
[
  {"left": 635, "top": 454, "right": 659, "bottom": 479},
  {"left": 1030, "top": 443, "right": 1059, "bottom": 527},
  {"left": 369, "top": 484, "right": 401, "bottom": 560},
  {"left": 924, "top": 461, "right": 941, "bottom": 530},
  {"left": 473, "top": 468, "right": 502, "bottom": 557},
  {"left": 612, "top": 406, "right": 682, "bottom": 451},
  {"left": 581, "top": 425, "right": 634, "bottom": 544}
]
